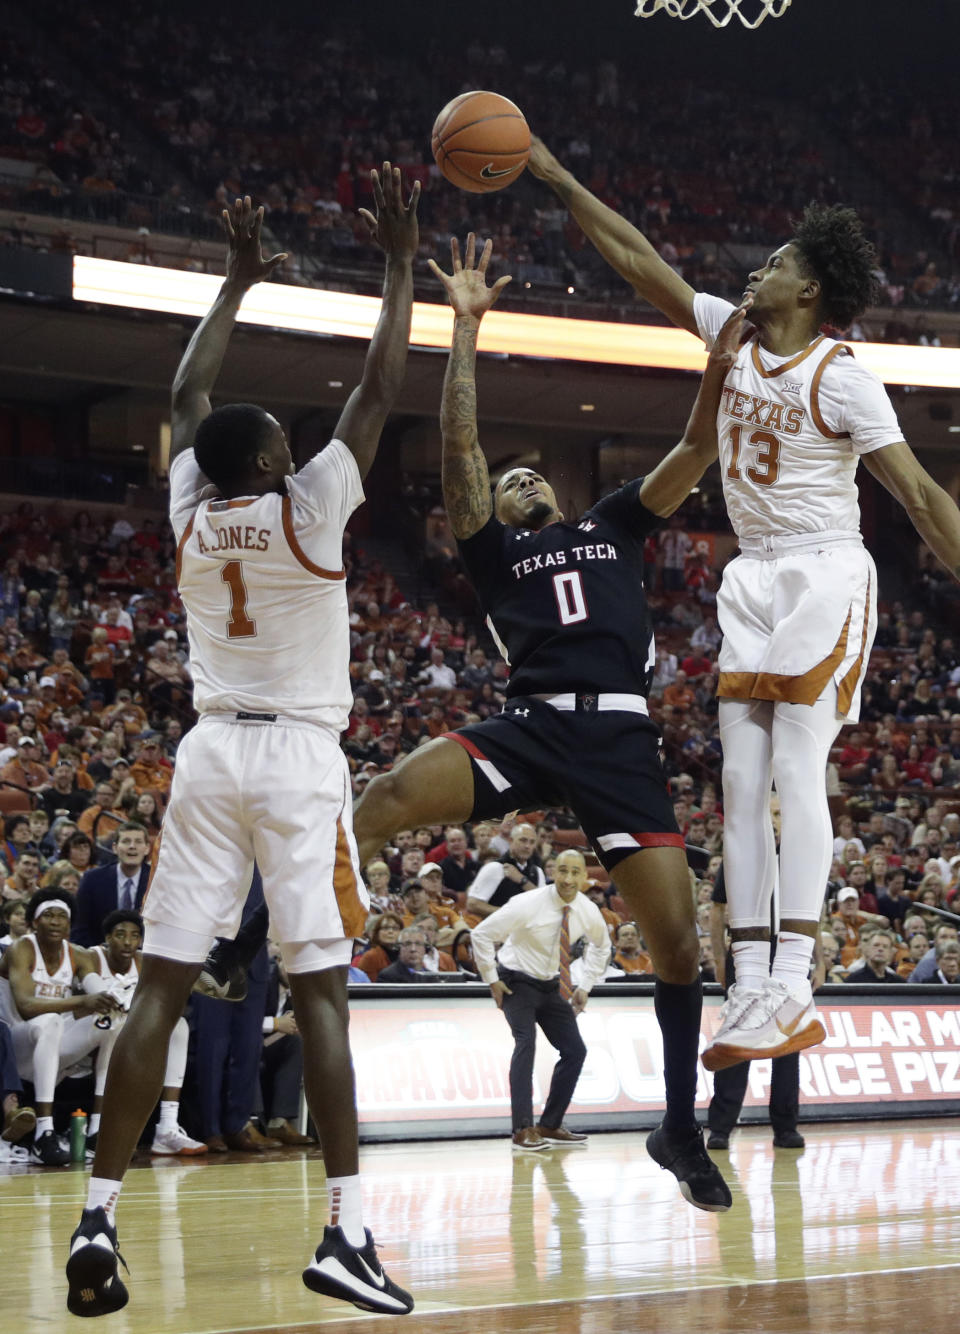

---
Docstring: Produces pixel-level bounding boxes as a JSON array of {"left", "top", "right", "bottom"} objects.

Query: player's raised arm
[
  {"left": 863, "top": 442, "right": 960, "bottom": 581},
  {"left": 170, "top": 196, "right": 288, "bottom": 461},
  {"left": 528, "top": 136, "right": 698, "bottom": 336},
  {"left": 333, "top": 163, "right": 421, "bottom": 480},
  {"left": 428, "top": 234, "right": 512, "bottom": 540},
  {"left": 638, "top": 299, "right": 749, "bottom": 517}
]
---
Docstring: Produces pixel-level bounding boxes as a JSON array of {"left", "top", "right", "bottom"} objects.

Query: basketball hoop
[{"left": 635, "top": 0, "right": 792, "bottom": 29}]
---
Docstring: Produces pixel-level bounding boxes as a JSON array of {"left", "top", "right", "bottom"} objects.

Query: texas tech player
[
  {"left": 67, "top": 178, "right": 417, "bottom": 1319},
  {"left": 355, "top": 235, "right": 748, "bottom": 1213}
]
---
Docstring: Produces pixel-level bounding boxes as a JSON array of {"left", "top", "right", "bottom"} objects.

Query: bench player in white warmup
[
  {"left": 87, "top": 910, "right": 205, "bottom": 1158},
  {"left": 0, "top": 890, "right": 121, "bottom": 1166},
  {"left": 529, "top": 139, "right": 960, "bottom": 1068},
  {"left": 66, "top": 170, "right": 419, "bottom": 1319}
]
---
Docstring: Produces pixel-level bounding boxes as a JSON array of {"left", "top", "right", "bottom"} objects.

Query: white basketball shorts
[
  {"left": 716, "top": 539, "right": 877, "bottom": 721},
  {"left": 141, "top": 715, "right": 368, "bottom": 965}
]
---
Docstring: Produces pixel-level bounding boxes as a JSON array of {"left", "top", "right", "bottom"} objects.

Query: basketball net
[{"left": 635, "top": 0, "right": 792, "bottom": 29}]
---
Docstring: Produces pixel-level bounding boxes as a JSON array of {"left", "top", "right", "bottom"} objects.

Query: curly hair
[{"left": 790, "top": 203, "right": 878, "bottom": 328}]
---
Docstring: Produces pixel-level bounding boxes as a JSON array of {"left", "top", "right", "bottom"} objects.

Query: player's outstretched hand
[
  {"left": 427, "top": 234, "right": 512, "bottom": 322},
  {"left": 709, "top": 293, "right": 753, "bottom": 373},
  {"left": 359, "top": 162, "right": 421, "bottom": 260},
  {"left": 222, "top": 196, "right": 288, "bottom": 290}
]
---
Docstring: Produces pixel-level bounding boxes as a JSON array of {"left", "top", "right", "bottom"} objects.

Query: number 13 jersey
[
  {"left": 169, "top": 439, "right": 363, "bottom": 731},
  {"left": 457, "top": 481, "right": 661, "bottom": 699},
  {"left": 694, "top": 294, "right": 903, "bottom": 543}
]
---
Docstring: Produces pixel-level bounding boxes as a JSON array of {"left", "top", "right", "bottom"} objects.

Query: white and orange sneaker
[{"left": 702, "top": 978, "right": 825, "bottom": 1072}]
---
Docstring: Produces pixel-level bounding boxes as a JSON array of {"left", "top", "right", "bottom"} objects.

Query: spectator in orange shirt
[
  {"left": 662, "top": 669, "right": 695, "bottom": 712},
  {"left": 84, "top": 627, "right": 116, "bottom": 704},
  {"left": 102, "top": 690, "right": 149, "bottom": 736},
  {"left": 399, "top": 878, "right": 458, "bottom": 930},
  {"left": 410, "top": 912, "right": 458, "bottom": 972},
  {"left": 353, "top": 912, "right": 404, "bottom": 981},
  {"left": 76, "top": 781, "right": 125, "bottom": 843},
  {"left": 1, "top": 736, "right": 49, "bottom": 793},
  {"left": 831, "top": 886, "right": 889, "bottom": 967},
  {"left": 128, "top": 736, "right": 172, "bottom": 797},
  {"left": 2, "top": 849, "right": 41, "bottom": 903},
  {"left": 583, "top": 880, "right": 624, "bottom": 939},
  {"left": 612, "top": 921, "right": 653, "bottom": 974},
  {"left": 897, "top": 931, "right": 930, "bottom": 979}
]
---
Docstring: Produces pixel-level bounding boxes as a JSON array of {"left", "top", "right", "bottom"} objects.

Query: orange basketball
[{"left": 431, "top": 90, "right": 530, "bottom": 194}]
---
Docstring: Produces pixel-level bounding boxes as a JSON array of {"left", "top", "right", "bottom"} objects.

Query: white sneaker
[
  {"left": 703, "top": 977, "right": 825, "bottom": 1072},
  {"left": 151, "top": 1125, "right": 208, "bottom": 1156}
]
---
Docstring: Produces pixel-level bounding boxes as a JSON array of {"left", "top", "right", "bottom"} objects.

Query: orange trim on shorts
[
  {"left": 836, "top": 572, "right": 873, "bottom": 716},
  {"left": 139, "top": 829, "right": 162, "bottom": 915},
  {"left": 281, "top": 496, "right": 345, "bottom": 580},
  {"left": 333, "top": 819, "right": 367, "bottom": 939},
  {"left": 750, "top": 334, "right": 825, "bottom": 380},
  {"left": 717, "top": 607, "right": 852, "bottom": 706},
  {"left": 810, "top": 343, "right": 853, "bottom": 439},
  {"left": 175, "top": 514, "right": 195, "bottom": 584}
]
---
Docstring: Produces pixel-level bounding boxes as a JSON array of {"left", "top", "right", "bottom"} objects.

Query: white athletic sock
[
  {"left": 86, "top": 1176, "right": 123, "bottom": 1225},
  {"left": 36, "top": 1115, "right": 54, "bottom": 1136},
  {"left": 771, "top": 932, "right": 815, "bottom": 989},
  {"left": 88, "top": 1113, "right": 101, "bottom": 1136},
  {"left": 158, "top": 1100, "right": 179, "bottom": 1131},
  {"left": 327, "top": 1174, "right": 364, "bottom": 1247},
  {"left": 731, "top": 940, "right": 771, "bottom": 991}
]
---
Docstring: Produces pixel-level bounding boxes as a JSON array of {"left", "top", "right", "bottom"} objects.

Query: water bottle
[{"left": 70, "top": 1109, "right": 88, "bottom": 1163}]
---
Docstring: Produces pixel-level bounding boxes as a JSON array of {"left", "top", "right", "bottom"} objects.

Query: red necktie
[{"left": 559, "top": 905, "right": 573, "bottom": 1000}]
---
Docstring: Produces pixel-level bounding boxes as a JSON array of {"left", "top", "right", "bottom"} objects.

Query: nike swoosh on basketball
[
  {"left": 357, "top": 1256, "right": 387, "bottom": 1289},
  {"left": 480, "top": 163, "right": 518, "bottom": 179}
]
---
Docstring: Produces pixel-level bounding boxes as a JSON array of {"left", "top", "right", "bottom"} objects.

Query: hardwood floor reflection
[{"left": 6, "top": 1119, "right": 960, "bottom": 1332}]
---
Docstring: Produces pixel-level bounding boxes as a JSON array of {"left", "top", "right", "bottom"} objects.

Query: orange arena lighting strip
[{"left": 72, "top": 256, "right": 960, "bottom": 389}]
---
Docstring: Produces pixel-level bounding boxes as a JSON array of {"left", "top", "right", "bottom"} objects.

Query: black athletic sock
[{"left": 654, "top": 976, "right": 703, "bottom": 1135}]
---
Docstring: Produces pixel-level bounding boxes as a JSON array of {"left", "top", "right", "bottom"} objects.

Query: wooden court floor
[{"left": 4, "top": 1119, "right": 960, "bottom": 1333}]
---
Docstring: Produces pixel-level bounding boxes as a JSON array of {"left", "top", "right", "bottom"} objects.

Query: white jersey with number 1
[
  {"left": 169, "top": 438, "right": 363, "bottom": 732},
  {"left": 144, "top": 439, "right": 370, "bottom": 959},
  {"left": 694, "top": 294, "right": 904, "bottom": 718}
]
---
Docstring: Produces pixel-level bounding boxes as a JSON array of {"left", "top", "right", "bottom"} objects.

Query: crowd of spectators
[{"left": 2, "top": 7, "right": 958, "bottom": 333}]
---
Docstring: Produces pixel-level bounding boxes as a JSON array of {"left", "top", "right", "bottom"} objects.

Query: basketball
[{"left": 431, "top": 90, "right": 530, "bottom": 194}]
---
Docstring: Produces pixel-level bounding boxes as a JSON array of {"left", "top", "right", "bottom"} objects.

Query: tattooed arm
[{"left": 428, "top": 234, "right": 512, "bottom": 541}]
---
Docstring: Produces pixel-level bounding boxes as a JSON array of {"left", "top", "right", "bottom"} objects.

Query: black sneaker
[
  {"left": 66, "top": 1206, "right": 129, "bottom": 1317},
  {"left": 302, "top": 1225, "right": 414, "bottom": 1315},
  {"left": 85, "top": 1132, "right": 98, "bottom": 1163},
  {"left": 31, "top": 1129, "right": 70, "bottom": 1166},
  {"left": 646, "top": 1124, "right": 733, "bottom": 1213},
  {"left": 706, "top": 1131, "right": 730, "bottom": 1151},
  {"left": 194, "top": 943, "right": 247, "bottom": 1002}
]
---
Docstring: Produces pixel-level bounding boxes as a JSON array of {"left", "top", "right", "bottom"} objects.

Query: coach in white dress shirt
[{"left": 471, "top": 849, "right": 609, "bottom": 1151}]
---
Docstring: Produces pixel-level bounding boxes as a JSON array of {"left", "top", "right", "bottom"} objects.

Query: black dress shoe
[
  {"left": 773, "top": 1129, "right": 805, "bottom": 1149},
  {"left": 706, "top": 1131, "right": 730, "bottom": 1151}
]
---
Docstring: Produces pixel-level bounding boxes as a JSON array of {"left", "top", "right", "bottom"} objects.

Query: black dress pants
[
  {"left": 499, "top": 970, "right": 586, "bottom": 1132},
  {"left": 707, "top": 1051, "right": 800, "bottom": 1136}
]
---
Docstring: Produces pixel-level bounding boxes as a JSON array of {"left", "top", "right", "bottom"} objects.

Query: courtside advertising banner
[{"left": 348, "top": 989, "right": 960, "bottom": 1139}]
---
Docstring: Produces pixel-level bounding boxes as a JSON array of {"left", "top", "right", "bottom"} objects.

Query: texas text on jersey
[{"left": 457, "top": 479, "right": 660, "bottom": 699}]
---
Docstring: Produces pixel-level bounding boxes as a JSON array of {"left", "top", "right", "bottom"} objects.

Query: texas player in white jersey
[
  {"left": 68, "top": 174, "right": 418, "bottom": 1320},
  {"left": 88, "top": 911, "right": 204, "bottom": 1157},
  {"left": 529, "top": 139, "right": 960, "bottom": 1066},
  {"left": 0, "top": 890, "right": 121, "bottom": 1165}
]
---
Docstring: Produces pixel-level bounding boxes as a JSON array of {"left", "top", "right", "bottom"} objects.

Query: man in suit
[
  {"left": 191, "top": 872, "right": 281, "bottom": 1152},
  {"left": 71, "top": 824, "right": 150, "bottom": 947}
]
